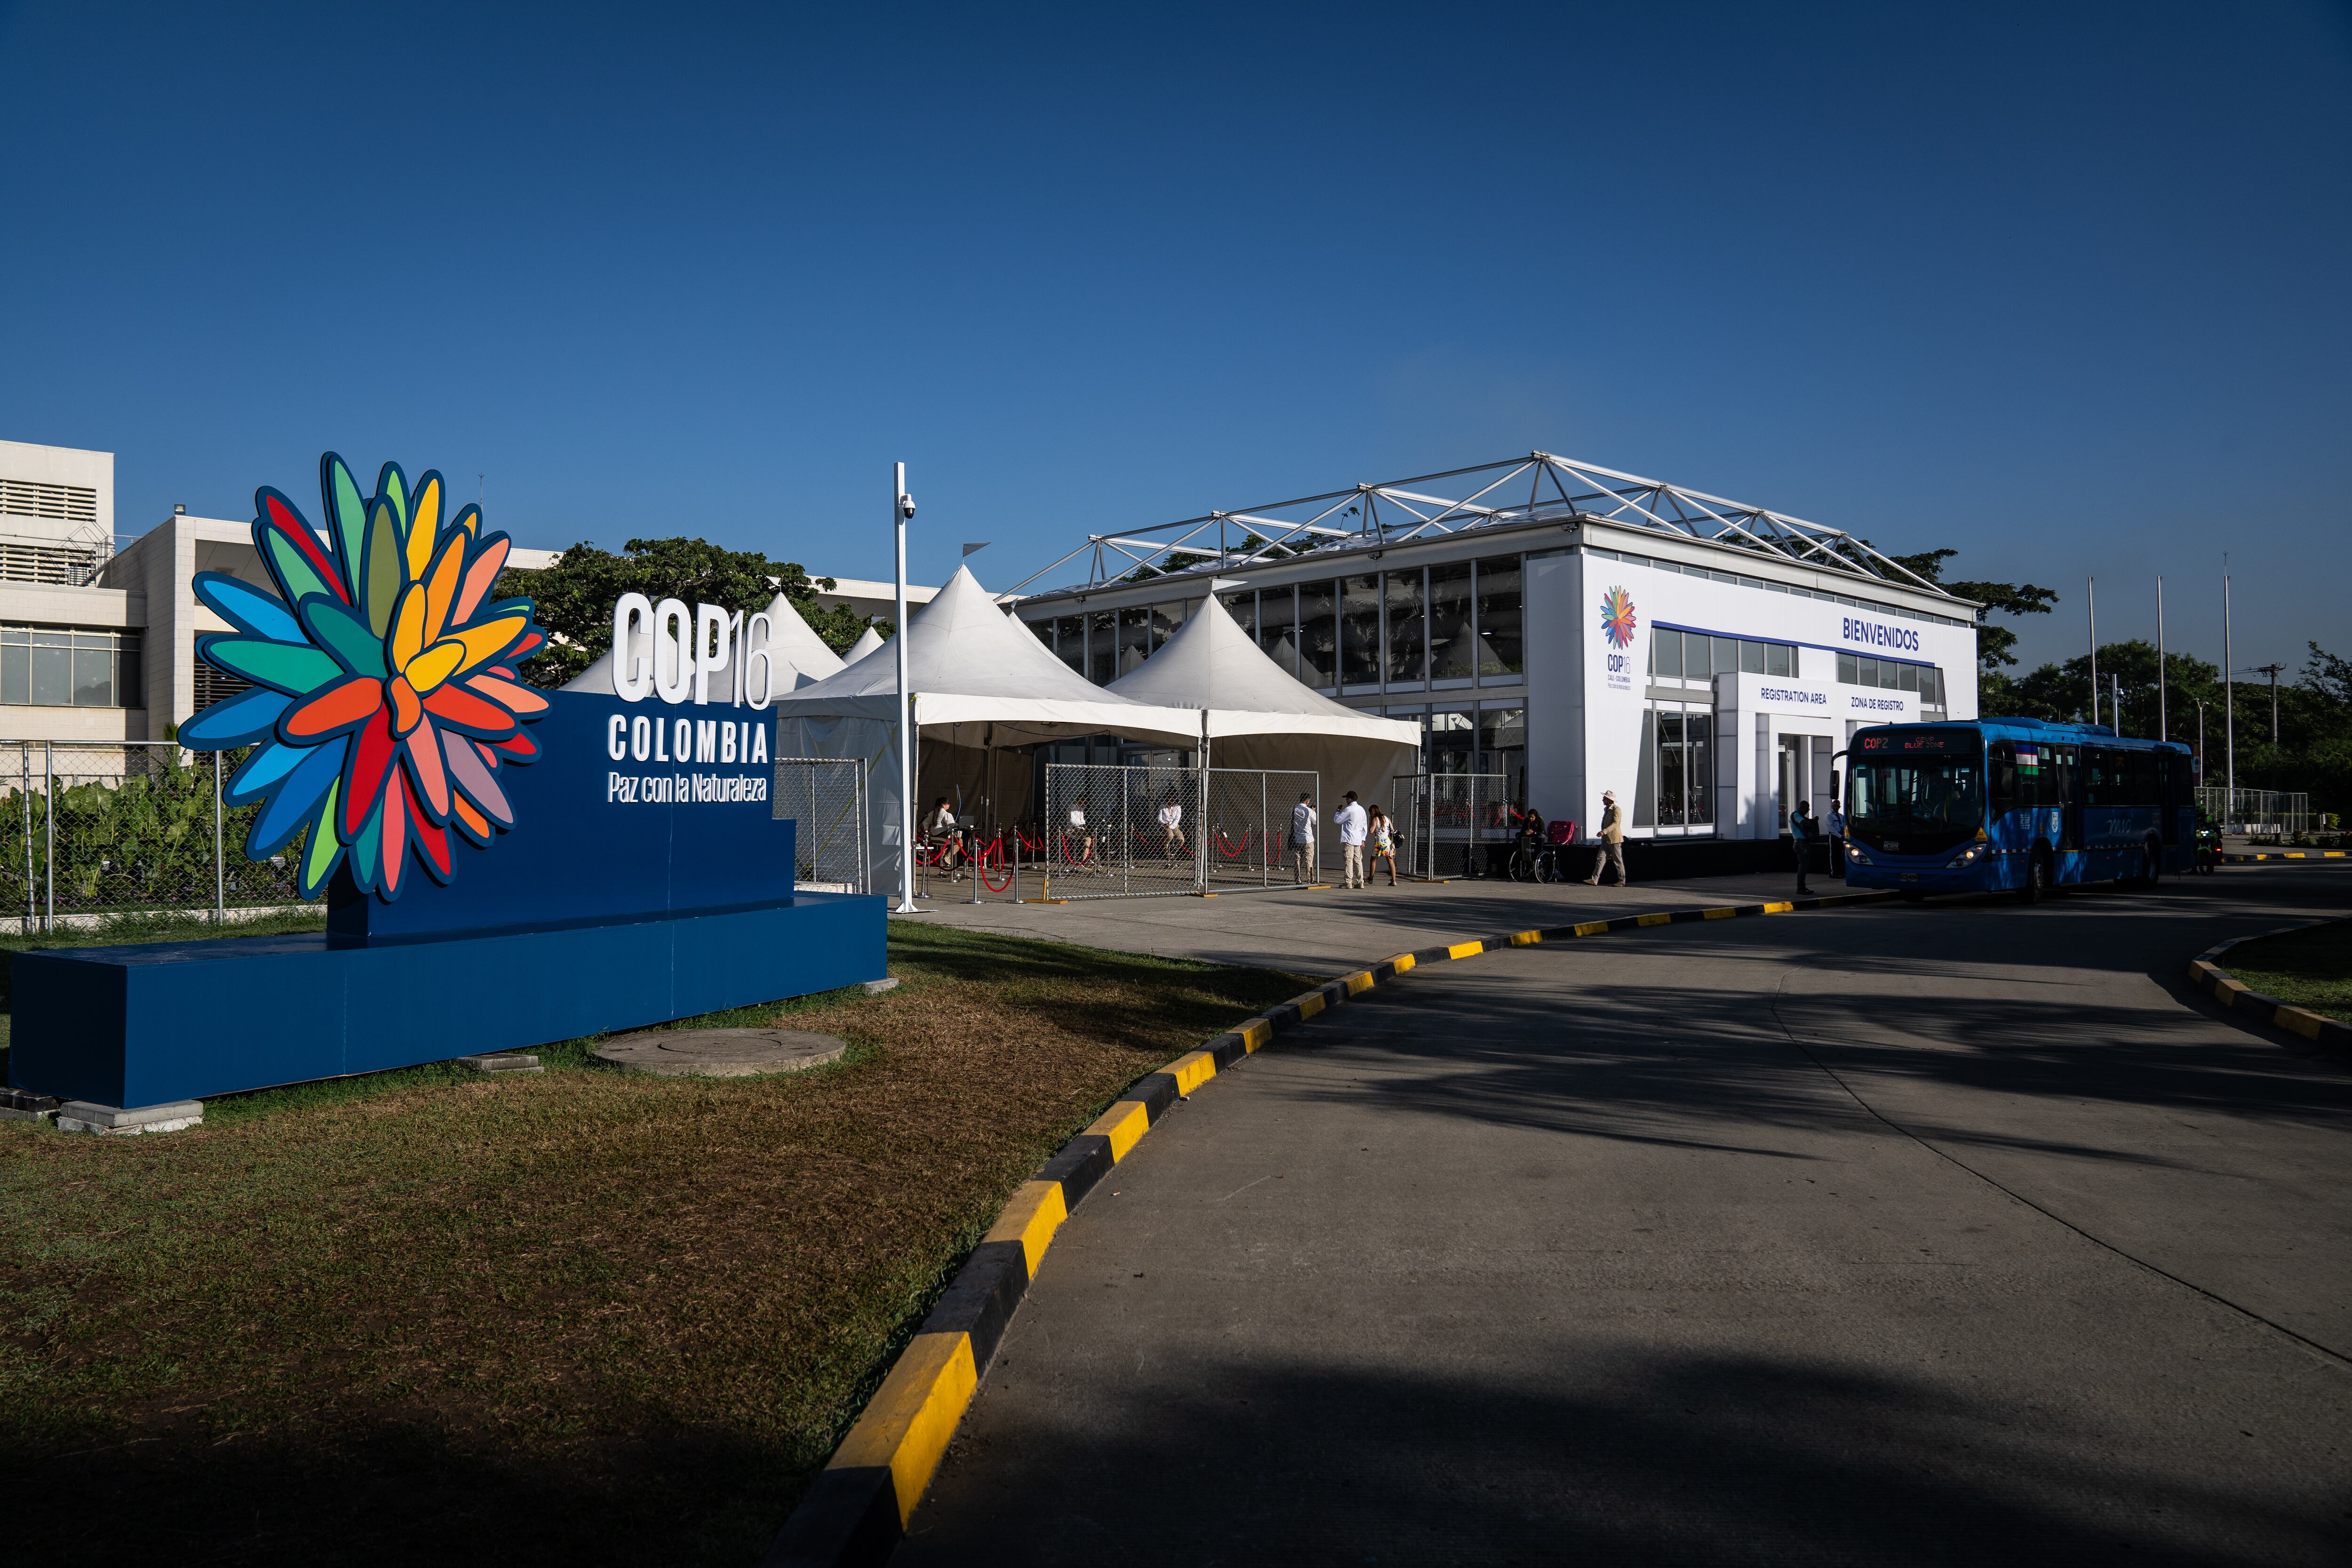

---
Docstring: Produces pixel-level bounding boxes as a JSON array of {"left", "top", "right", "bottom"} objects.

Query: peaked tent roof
[
  {"left": 1106, "top": 594, "right": 1422, "bottom": 746},
  {"left": 842, "top": 625, "right": 885, "bottom": 664},
  {"left": 769, "top": 565, "right": 1201, "bottom": 747},
  {"left": 562, "top": 592, "right": 845, "bottom": 697}
]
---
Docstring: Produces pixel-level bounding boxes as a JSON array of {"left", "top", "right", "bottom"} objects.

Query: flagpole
[
  {"left": 894, "top": 463, "right": 920, "bottom": 914},
  {"left": 2086, "top": 576, "right": 2098, "bottom": 727},
  {"left": 2155, "top": 575, "right": 2166, "bottom": 742}
]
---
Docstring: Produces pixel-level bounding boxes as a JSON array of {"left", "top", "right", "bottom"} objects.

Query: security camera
[{"left": 898, "top": 494, "right": 916, "bottom": 519}]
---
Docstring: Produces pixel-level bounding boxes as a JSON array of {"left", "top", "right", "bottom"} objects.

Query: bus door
[{"left": 2050, "top": 744, "right": 2082, "bottom": 853}]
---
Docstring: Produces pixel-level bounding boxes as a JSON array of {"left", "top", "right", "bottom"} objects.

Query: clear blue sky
[{"left": 3, "top": 2, "right": 2346, "bottom": 678}]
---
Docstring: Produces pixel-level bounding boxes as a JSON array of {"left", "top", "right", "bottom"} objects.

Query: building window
[
  {"left": 1089, "top": 610, "right": 1117, "bottom": 685},
  {"left": 1222, "top": 591, "right": 1255, "bottom": 645},
  {"left": 1052, "top": 615, "right": 1084, "bottom": 676},
  {"left": 1836, "top": 651, "right": 1939, "bottom": 702},
  {"left": 1117, "top": 606, "right": 1150, "bottom": 677},
  {"left": 1651, "top": 711, "right": 1715, "bottom": 829},
  {"left": 1429, "top": 562, "right": 1474, "bottom": 679},
  {"left": 1298, "top": 580, "right": 1337, "bottom": 688},
  {"left": 1650, "top": 629, "right": 1796, "bottom": 682},
  {"left": 1384, "top": 568, "right": 1423, "bottom": 685},
  {"left": 1475, "top": 556, "right": 1522, "bottom": 677},
  {"left": 1339, "top": 573, "right": 1381, "bottom": 686},
  {"left": 1427, "top": 708, "right": 1475, "bottom": 774},
  {"left": 1478, "top": 706, "right": 1525, "bottom": 803},
  {"left": 1258, "top": 585, "right": 1298, "bottom": 678},
  {"left": 1, "top": 626, "right": 140, "bottom": 708},
  {"left": 1150, "top": 599, "right": 1190, "bottom": 653}
]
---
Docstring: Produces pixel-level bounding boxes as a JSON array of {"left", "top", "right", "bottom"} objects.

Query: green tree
[{"left": 498, "top": 538, "right": 879, "bottom": 687}]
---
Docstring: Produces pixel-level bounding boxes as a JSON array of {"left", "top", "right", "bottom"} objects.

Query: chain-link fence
[
  {"left": 0, "top": 741, "right": 305, "bottom": 933},
  {"left": 2195, "top": 787, "right": 2311, "bottom": 837},
  {"left": 1038, "top": 763, "right": 1321, "bottom": 899},
  {"left": 1393, "top": 772, "right": 1510, "bottom": 879},
  {"left": 775, "top": 757, "right": 868, "bottom": 893}
]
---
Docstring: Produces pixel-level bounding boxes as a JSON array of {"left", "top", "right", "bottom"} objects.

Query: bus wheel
[{"left": 2020, "top": 853, "right": 2049, "bottom": 905}]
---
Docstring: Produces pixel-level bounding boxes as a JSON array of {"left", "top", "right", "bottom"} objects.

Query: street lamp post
[
  {"left": 893, "top": 463, "right": 920, "bottom": 914},
  {"left": 2086, "top": 576, "right": 2098, "bottom": 728},
  {"left": 2223, "top": 567, "right": 2234, "bottom": 826},
  {"left": 2155, "top": 575, "right": 2166, "bottom": 741}
]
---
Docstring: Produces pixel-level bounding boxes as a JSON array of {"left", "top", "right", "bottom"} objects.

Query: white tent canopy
[
  {"left": 1105, "top": 593, "right": 1422, "bottom": 817},
  {"left": 563, "top": 591, "right": 845, "bottom": 697},
  {"left": 842, "top": 625, "right": 885, "bottom": 664},
  {"left": 772, "top": 565, "right": 1207, "bottom": 885},
  {"left": 771, "top": 565, "right": 1200, "bottom": 746}
]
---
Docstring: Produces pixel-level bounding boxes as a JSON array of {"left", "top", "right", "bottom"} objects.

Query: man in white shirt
[
  {"left": 1289, "top": 792, "right": 1316, "bottom": 884},
  {"left": 1334, "top": 791, "right": 1369, "bottom": 888}
]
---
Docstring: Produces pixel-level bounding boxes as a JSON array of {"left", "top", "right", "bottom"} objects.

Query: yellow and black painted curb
[
  {"left": 759, "top": 885, "right": 1897, "bottom": 1568},
  {"left": 2185, "top": 917, "right": 2352, "bottom": 1053},
  {"left": 2224, "top": 849, "right": 2349, "bottom": 863}
]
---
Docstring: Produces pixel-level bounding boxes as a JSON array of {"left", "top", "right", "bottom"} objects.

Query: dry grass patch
[{"left": 0, "top": 921, "right": 1303, "bottom": 1565}]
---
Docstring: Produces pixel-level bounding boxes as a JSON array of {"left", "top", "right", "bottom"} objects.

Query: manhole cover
[{"left": 592, "top": 1028, "right": 848, "bottom": 1078}]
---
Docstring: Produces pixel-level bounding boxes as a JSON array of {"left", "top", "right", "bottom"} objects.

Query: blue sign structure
[{"left": 8, "top": 456, "right": 882, "bottom": 1109}]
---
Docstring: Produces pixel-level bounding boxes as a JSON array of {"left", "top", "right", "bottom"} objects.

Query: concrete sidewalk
[{"left": 890, "top": 868, "right": 1845, "bottom": 976}]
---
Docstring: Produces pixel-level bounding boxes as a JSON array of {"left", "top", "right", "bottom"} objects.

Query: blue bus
[{"left": 1839, "top": 718, "right": 2196, "bottom": 901}]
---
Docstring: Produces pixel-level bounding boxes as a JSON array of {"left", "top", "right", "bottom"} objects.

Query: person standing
[
  {"left": 1367, "top": 804, "right": 1399, "bottom": 886},
  {"left": 1825, "top": 796, "right": 1847, "bottom": 881},
  {"left": 1335, "top": 790, "right": 1368, "bottom": 888},
  {"left": 1791, "top": 797, "right": 1817, "bottom": 894},
  {"left": 1289, "top": 791, "right": 1316, "bottom": 884},
  {"left": 1584, "top": 789, "right": 1627, "bottom": 885}
]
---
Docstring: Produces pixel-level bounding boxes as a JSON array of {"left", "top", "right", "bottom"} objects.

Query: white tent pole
[{"left": 894, "top": 463, "right": 920, "bottom": 913}]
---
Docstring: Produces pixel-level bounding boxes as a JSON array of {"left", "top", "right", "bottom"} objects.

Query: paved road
[
  {"left": 897, "top": 868, "right": 1860, "bottom": 977},
  {"left": 897, "top": 869, "right": 2352, "bottom": 1565}
]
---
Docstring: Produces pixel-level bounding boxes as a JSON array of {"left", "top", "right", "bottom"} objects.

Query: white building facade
[
  {"left": 0, "top": 438, "right": 557, "bottom": 744},
  {"left": 1005, "top": 454, "right": 1978, "bottom": 851}
]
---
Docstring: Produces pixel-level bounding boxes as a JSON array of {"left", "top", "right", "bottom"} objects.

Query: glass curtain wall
[
  {"left": 1150, "top": 600, "right": 1189, "bottom": 653},
  {"left": 1258, "top": 585, "right": 1298, "bottom": 679},
  {"left": 1052, "top": 615, "right": 1084, "bottom": 676},
  {"left": 1474, "top": 557, "right": 1523, "bottom": 677},
  {"left": 1479, "top": 707, "right": 1525, "bottom": 801},
  {"left": 1089, "top": 611, "right": 1116, "bottom": 684},
  {"left": 1384, "top": 569, "right": 1424, "bottom": 685},
  {"left": 1650, "top": 711, "right": 1716, "bottom": 828},
  {"left": 1298, "top": 581, "right": 1337, "bottom": 688},
  {"left": 1340, "top": 574, "right": 1382, "bottom": 687},
  {"left": 1222, "top": 591, "right": 1255, "bottom": 645},
  {"left": 1428, "top": 563, "right": 1474, "bottom": 680},
  {"left": 1116, "top": 607, "right": 1149, "bottom": 677}
]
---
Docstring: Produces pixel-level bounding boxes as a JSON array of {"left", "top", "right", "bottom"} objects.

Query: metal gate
[
  {"left": 774, "top": 756, "right": 868, "bottom": 893},
  {"left": 1393, "top": 772, "right": 1509, "bottom": 880},
  {"left": 1041, "top": 763, "right": 1319, "bottom": 898}
]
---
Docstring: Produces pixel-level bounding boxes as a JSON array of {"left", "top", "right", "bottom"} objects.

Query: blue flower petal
[
  {"left": 181, "top": 686, "right": 294, "bottom": 750},
  {"left": 194, "top": 572, "right": 303, "bottom": 645},
  {"left": 245, "top": 737, "right": 349, "bottom": 859},
  {"left": 223, "top": 739, "right": 306, "bottom": 805}
]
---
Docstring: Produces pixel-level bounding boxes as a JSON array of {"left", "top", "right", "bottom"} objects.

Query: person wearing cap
[
  {"left": 1334, "top": 790, "right": 1368, "bottom": 888},
  {"left": 1584, "top": 789, "right": 1627, "bottom": 885},
  {"left": 1791, "top": 796, "right": 1817, "bottom": 894}
]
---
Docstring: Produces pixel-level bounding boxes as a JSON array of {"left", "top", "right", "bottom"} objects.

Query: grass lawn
[
  {"left": 2223, "top": 918, "right": 2352, "bottom": 1023},
  {"left": 0, "top": 919, "right": 1304, "bottom": 1565}
]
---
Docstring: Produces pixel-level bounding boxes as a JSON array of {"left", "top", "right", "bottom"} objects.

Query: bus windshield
[{"left": 1848, "top": 740, "right": 1983, "bottom": 848}]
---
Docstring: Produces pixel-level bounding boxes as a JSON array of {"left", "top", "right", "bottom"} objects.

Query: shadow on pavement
[{"left": 908, "top": 1351, "right": 2335, "bottom": 1566}]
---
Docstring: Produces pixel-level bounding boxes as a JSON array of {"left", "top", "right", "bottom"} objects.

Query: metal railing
[
  {"left": 775, "top": 756, "right": 868, "bottom": 893},
  {"left": 1037, "top": 763, "right": 1322, "bottom": 898},
  {"left": 1393, "top": 772, "right": 1510, "bottom": 879},
  {"left": 0, "top": 741, "right": 302, "bottom": 933},
  {"left": 2196, "top": 787, "right": 2311, "bottom": 838}
]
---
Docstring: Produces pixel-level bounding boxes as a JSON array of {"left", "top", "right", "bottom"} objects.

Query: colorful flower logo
[
  {"left": 1599, "top": 585, "right": 1637, "bottom": 650},
  {"left": 179, "top": 454, "right": 549, "bottom": 901}
]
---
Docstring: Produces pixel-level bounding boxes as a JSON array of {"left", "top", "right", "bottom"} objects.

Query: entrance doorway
[{"left": 1776, "top": 736, "right": 1804, "bottom": 836}]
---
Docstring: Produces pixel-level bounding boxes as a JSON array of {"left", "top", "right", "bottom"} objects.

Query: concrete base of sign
[
  {"left": 56, "top": 1099, "right": 205, "bottom": 1136},
  {"left": 593, "top": 1027, "right": 847, "bottom": 1077},
  {"left": 7, "top": 893, "right": 884, "bottom": 1107},
  {"left": 456, "top": 1053, "right": 543, "bottom": 1074}
]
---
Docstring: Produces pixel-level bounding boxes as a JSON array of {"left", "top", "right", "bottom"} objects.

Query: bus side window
[{"left": 1989, "top": 741, "right": 2018, "bottom": 816}]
